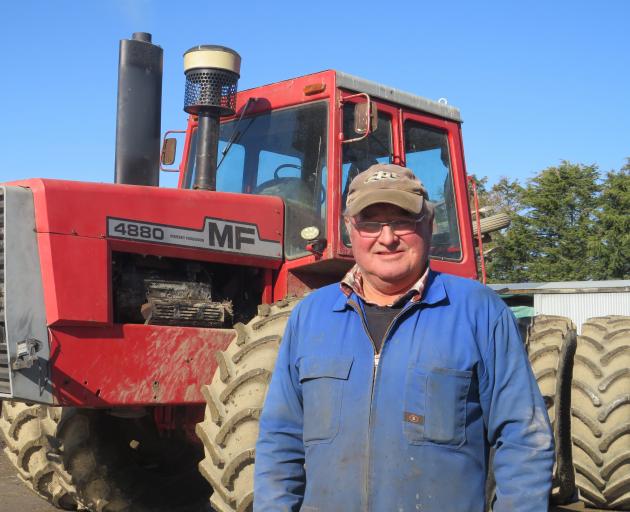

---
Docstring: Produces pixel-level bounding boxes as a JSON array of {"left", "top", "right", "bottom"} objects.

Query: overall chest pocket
[
  {"left": 299, "top": 355, "right": 353, "bottom": 445},
  {"left": 403, "top": 366, "right": 472, "bottom": 446}
]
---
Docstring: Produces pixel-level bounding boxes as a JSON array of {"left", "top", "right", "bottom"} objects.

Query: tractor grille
[{"left": 0, "top": 188, "right": 10, "bottom": 394}]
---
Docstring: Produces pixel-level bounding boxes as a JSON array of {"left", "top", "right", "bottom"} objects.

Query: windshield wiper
[{"left": 216, "top": 97, "right": 256, "bottom": 171}]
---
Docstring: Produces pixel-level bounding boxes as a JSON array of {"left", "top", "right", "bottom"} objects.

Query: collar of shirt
[{"left": 340, "top": 264, "right": 430, "bottom": 306}]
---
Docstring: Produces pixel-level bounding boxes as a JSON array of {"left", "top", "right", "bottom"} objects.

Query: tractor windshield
[{"left": 184, "top": 102, "right": 328, "bottom": 259}]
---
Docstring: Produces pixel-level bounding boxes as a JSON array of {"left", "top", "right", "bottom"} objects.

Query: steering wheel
[
  {"left": 254, "top": 176, "right": 327, "bottom": 208},
  {"left": 273, "top": 163, "right": 301, "bottom": 179}
]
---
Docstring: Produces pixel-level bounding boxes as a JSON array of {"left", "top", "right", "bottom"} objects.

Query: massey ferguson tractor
[{"left": 0, "top": 33, "right": 628, "bottom": 511}]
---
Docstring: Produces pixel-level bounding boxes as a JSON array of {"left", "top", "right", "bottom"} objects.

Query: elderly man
[{"left": 254, "top": 164, "right": 554, "bottom": 511}]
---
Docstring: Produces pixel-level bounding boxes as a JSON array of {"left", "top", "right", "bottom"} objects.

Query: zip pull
[{"left": 374, "top": 353, "right": 380, "bottom": 369}]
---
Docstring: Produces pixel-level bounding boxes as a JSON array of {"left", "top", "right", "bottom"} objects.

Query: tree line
[{"left": 472, "top": 159, "right": 629, "bottom": 283}]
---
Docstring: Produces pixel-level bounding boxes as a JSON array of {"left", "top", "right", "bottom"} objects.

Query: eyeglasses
[{"left": 350, "top": 215, "right": 425, "bottom": 238}]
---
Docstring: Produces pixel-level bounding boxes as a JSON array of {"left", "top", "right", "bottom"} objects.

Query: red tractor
[{"left": 1, "top": 33, "right": 628, "bottom": 511}]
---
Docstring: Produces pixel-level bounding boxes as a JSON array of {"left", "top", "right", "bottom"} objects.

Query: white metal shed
[{"left": 488, "top": 281, "right": 630, "bottom": 334}]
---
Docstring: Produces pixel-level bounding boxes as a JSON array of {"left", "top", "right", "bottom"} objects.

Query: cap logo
[{"left": 365, "top": 170, "right": 399, "bottom": 183}]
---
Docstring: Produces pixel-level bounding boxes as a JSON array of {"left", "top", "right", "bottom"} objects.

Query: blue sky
[{"left": 0, "top": 0, "right": 628, "bottom": 187}]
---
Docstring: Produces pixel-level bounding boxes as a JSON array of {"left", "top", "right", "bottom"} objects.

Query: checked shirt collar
[{"left": 340, "top": 264, "right": 430, "bottom": 307}]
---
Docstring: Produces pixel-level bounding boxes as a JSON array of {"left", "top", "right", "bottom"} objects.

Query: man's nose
[{"left": 377, "top": 224, "right": 397, "bottom": 245}]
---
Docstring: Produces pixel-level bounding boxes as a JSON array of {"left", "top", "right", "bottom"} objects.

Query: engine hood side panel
[{"left": 0, "top": 185, "right": 52, "bottom": 404}]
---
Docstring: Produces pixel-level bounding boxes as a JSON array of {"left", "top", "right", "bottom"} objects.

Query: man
[{"left": 254, "top": 164, "right": 554, "bottom": 511}]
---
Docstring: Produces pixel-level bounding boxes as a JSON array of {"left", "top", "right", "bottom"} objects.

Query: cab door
[{"left": 401, "top": 111, "right": 476, "bottom": 278}]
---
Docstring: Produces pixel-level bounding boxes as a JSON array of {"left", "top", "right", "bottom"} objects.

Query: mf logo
[
  {"left": 365, "top": 171, "right": 399, "bottom": 183},
  {"left": 106, "top": 216, "right": 281, "bottom": 259},
  {"left": 207, "top": 221, "right": 255, "bottom": 250}
]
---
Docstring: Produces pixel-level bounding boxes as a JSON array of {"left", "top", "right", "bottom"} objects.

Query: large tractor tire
[
  {"left": 571, "top": 315, "right": 630, "bottom": 510},
  {"left": 1, "top": 401, "right": 210, "bottom": 512},
  {"left": 486, "top": 314, "right": 578, "bottom": 512},
  {"left": 0, "top": 401, "right": 78, "bottom": 510},
  {"left": 60, "top": 407, "right": 210, "bottom": 512},
  {"left": 526, "top": 315, "right": 578, "bottom": 504},
  {"left": 196, "top": 299, "right": 298, "bottom": 512}
]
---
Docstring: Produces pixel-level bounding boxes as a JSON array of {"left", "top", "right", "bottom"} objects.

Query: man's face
[{"left": 346, "top": 203, "right": 432, "bottom": 292}]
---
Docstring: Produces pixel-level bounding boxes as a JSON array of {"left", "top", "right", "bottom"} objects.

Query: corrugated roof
[{"left": 488, "top": 280, "right": 630, "bottom": 295}]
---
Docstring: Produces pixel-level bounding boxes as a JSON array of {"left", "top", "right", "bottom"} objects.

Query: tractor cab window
[
  {"left": 184, "top": 102, "right": 328, "bottom": 259},
  {"left": 404, "top": 121, "right": 461, "bottom": 260},
  {"left": 341, "top": 103, "right": 393, "bottom": 246}
]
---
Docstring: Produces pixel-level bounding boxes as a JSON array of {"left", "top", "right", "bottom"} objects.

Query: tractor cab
[{"left": 171, "top": 69, "right": 477, "bottom": 287}]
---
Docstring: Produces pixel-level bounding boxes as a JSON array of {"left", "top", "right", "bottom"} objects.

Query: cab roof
[{"left": 335, "top": 70, "right": 462, "bottom": 123}]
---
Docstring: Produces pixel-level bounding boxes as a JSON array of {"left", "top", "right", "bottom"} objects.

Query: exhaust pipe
[
  {"left": 183, "top": 45, "right": 240, "bottom": 190},
  {"left": 114, "top": 32, "right": 163, "bottom": 186}
]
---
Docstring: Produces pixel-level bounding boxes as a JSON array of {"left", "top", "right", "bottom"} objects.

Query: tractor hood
[
  {"left": 11, "top": 178, "right": 283, "bottom": 262},
  {"left": 2, "top": 179, "right": 284, "bottom": 328}
]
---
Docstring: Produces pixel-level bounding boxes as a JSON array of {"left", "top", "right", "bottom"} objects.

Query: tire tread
[
  {"left": 571, "top": 315, "right": 630, "bottom": 509},
  {"left": 0, "top": 401, "right": 78, "bottom": 510},
  {"left": 197, "top": 298, "right": 299, "bottom": 512}
]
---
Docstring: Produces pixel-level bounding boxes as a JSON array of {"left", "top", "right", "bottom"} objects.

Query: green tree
[
  {"left": 487, "top": 161, "right": 601, "bottom": 282},
  {"left": 487, "top": 177, "right": 524, "bottom": 214},
  {"left": 592, "top": 160, "right": 630, "bottom": 278},
  {"left": 467, "top": 175, "right": 523, "bottom": 253},
  {"left": 523, "top": 161, "right": 600, "bottom": 281},
  {"left": 482, "top": 178, "right": 527, "bottom": 282}
]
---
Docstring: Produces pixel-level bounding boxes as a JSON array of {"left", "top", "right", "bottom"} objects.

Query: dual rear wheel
[
  {"left": 521, "top": 315, "right": 630, "bottom": 510},
  {"left": 487, "top": 314, "right": 630, "bottom": 511}
]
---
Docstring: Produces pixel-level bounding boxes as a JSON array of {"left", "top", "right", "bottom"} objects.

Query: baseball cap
[{"left": 344, "top": 164, "right": 430, "bottom": 217}]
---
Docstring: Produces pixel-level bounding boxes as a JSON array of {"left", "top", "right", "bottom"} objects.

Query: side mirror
[
  {"left": 354, "top": 101, "right": 378, "bottom": 135},
  {"left": 341, "top": 93, "right": 378, "bottom": 144},
  {"left": 160, "top": 137, "right": 177, "bottom": 166}
]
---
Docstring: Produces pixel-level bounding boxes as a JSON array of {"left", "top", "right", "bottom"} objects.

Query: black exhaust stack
[
  {"left": 114, "top": 32, "right": 163, "bottom": 186},
  {"left": 183, "top": 45, "right": 241, "bottom": 190}
]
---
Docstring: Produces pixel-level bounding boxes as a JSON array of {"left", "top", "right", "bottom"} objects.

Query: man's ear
[
  {"left": 421, "top": 209, "right": 435, "bottom": 238},
  {"left": 423, "top": 206, "right": 436, "bottom": 230}
]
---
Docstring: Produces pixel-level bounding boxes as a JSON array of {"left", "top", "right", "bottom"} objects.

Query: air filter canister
[{"left": 183, "top": 45, "right": 241, "bottom": 116}]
